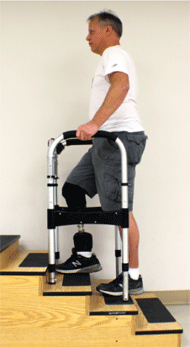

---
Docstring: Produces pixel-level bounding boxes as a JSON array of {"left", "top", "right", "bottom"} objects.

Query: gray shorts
[{"left": 66, "top": 131, "right": 147, "bottom": 212}]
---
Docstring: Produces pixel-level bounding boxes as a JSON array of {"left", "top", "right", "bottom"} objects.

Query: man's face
[{"left": 86, "top": 18, "right": 107, "bottom": 56}]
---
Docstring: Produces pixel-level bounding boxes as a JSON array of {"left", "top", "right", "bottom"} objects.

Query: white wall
[{"left": 1, "top": 1, "right": 190, "bottom": 291}]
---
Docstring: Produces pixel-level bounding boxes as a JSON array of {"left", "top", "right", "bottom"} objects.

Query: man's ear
[{"left": 105, "top": 25, "right": 113, "bottom": 36}]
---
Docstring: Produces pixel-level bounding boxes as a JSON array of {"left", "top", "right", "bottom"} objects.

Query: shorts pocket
[
  {"left": 126, "top": 133, "right": 148, "bottom": 165},
  {"left": 104, "top": 165, "right": 121, "bottom": 203},
  {"left": 94, "top": 138, "right": 120, "bottom": 162}
]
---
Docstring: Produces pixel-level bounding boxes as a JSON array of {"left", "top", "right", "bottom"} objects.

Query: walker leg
[
  {"left": 53, "top": 166, "right": 60, "bottom": 263},
  {"left": 55, "top": 227, "right": 60, "bottom": 263},
  {"left": 115, "top": 226, "right": 121, "bottom": 278},
  {"left": 47, "top": 136, "right": 63, "bottom": 283},
  {"left": 115, "top": 138, "right": 129, "bottom": 301},
  {"left": 122, "top": 226, "right": 129, "bottom": 301},
  {"left": 48, "top": 228, "right": 56, "bottom": 284}
]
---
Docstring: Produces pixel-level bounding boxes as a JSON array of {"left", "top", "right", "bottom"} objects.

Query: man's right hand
[{"left": 76, "top": 121, "right": 99, "bottom": 141}]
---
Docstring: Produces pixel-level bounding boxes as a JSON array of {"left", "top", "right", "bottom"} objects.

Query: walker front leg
[
  {"left": 115, "top": 226, "right": 121, "bottom": 278},
  {"left": 48, "top": 228, "right": 56, "bottom": 284},
  {"left": 115, "top": 137, "right": 129, "bottom": 301},
  {"left": 55, "top": 227, "right": 60, "bottom": 263},
  {"left": 122, "top": 227, "right": 129, "bottom": 301},
  {"left": 47, "top": 134, "right": 64, "bottom": 284}
]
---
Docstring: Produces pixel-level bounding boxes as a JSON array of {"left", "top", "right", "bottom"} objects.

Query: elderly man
[{"left": 56, "top": 11, "right": 147, "bottom": 296}]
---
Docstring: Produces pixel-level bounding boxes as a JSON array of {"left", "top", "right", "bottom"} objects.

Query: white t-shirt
[{"left": 89, "top": 45, "right": 144, "bottom": 132}]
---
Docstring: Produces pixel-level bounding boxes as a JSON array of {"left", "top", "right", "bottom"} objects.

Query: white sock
[
  {"left": 129, "top": 268, "right": 139, "bottom": 280},
  {"left": 77, "top": 251, "right": 92, "bottom": 258}
]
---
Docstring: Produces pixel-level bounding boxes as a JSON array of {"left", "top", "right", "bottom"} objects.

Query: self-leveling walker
[{"left": 47, "top": 130, "right": 129, "bottom": 301}]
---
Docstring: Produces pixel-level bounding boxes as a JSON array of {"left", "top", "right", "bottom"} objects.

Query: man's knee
[{"left": 62, "top": 182, "right": 86, "bottom": 210}]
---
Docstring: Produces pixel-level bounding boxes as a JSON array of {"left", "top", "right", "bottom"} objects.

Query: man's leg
[
  {"left": 56, "top": 182, "right": 102, "bottom": 274},
  {"left": 97, "top": 212, "right": 143, "bottom": 296},
  {"left": 119, "top": 212, "right": 139, "bottom": 269}
]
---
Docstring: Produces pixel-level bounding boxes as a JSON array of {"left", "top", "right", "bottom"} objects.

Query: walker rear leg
[
  {"left": 48, "top": 228, "right": 56, "bottom": 284},
  {"left": 115, "top": 226, "right": 121, "bottom": 277}
]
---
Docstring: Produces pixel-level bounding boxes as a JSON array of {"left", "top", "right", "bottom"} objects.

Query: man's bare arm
[{"left": 76, "top": 72, "right": 129, "bottom": 140}]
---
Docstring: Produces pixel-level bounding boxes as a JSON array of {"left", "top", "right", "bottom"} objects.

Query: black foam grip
[
  {"left": 62, "top": 130, "right": 117, "bottom": 142},
  {"left": 63, "top": 130, "right": 76, "bottom": 139},
  {"left": 93, "top": 131, "right": 117, "bottom": 142},
  {"left": 56, "top": 143, "right": 65, "bottom": 154},
  {"left": 66, "top": 139, "right": 92, "bottom": 146}
]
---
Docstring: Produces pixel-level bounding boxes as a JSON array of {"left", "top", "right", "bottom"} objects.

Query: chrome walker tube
[
  {"left": 47, "top": 135, "right": 65, "bottom": 284},
  {"left": 115, "top": 138, "right": 129, "bottom": 301},
  {"left": 47, "top": 132, "right": 129, "bottom": 300},
  {"left": 115, "top": 226, "right": 121, "bottom": 278}
]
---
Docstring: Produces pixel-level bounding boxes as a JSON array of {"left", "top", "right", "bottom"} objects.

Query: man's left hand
[{"left": 76, "top": 121, "right": 99, "bottom": 141}]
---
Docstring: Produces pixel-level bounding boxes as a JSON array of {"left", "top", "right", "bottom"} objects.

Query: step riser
[
  {"left": 0, "top": 241, "right": 19, "bottom": 270},
  {"left": 0, "top": 327, "right": 182, "bottom": 347}
]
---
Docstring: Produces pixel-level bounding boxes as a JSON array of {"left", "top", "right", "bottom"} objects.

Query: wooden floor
[{"left": 0, "top": 236, "right": 183, "bottom": 347}]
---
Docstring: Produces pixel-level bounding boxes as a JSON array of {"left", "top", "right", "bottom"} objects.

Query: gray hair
[{"left": 87, "top": 11, "right": 122, "bottom": 38}]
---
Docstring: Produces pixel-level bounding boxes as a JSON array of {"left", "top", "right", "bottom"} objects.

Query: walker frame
[{"left": 47, "top": 130, "right": 129, "bottom": 301}]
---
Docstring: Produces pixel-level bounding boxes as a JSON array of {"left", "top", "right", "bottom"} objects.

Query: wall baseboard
[{"left": 146, "top": 290, "right": 190, "bottom": 305}]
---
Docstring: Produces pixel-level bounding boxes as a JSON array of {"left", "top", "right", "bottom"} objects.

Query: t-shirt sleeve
[{"left": 103, "top": 47, "right": 129, "bottom": 77}]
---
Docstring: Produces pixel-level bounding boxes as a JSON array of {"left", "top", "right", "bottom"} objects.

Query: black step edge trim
[
  {"left": 90, "top": 311, "right": 138, "bottom": 316},
  {"left": 43, "top": 291, "right": 92, "bottom": 297},
  {"left": 135, "top": 329, "right": 183, "bottom": 336},
  {"left": 0, "top": 271, "right": 47, "bottom": 276}
]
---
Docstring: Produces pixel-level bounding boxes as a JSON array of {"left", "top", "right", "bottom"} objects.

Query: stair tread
[
  {"left": 43, "top": 273, "right": 92, "bottom": 296},
  {"left": 90, "top": 279, "right": 138, "bottom": 316},
  {"left": 0, "top": 250, "right": 48, "bottom": 275},
  {"left": 135, "top": 321, "right": 183, "bottom": 335},
  {"left": 132, "top": 294, "right": 183, "bottom": 335},
  {"left": 136, "top": 297, "right": 176, "bottom": 323}
]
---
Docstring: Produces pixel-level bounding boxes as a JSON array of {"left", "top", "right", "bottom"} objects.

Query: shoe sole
[
  {"left": 129, "top": 287, "right": 144, "bottom": 295},
  {"left": 56, "top": 264, "right": 102, "bottom": 274},
  {"left": 97, "top": 287, "right": 144, "bottom": 296},
  {"left": 97, "top": 288, "right": 123, "bottom": 296}
]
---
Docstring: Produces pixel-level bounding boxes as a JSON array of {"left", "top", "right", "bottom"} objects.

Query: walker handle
[
  {"left": 93, "top": 131, "right": 117, "bottom": 142},
  {"left": 62, "top": 130, "right": 117, "bottom": 142}
]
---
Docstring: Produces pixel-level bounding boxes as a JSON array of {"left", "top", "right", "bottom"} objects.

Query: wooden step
[
  {"left": 0, "top": 235, "right": 20, "bottom": 269},
  {"left": 89, "top": 279, "right": 138, "bottom": 317},
  {"left": 43, "top": 273, "right": 92, "bottom": 296},
  {"left": 0, "top": 251, "right": 183, "bottom": 347},
  {"left": 132, "top": 293, "right": 183, "bottom": 336},
  {"left": 0, "top": 250, "right": 48, "bottom": 275}
]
